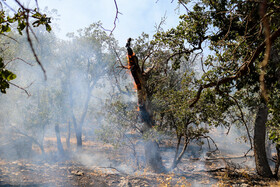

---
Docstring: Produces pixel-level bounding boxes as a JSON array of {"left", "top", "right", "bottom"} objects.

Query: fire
[
  {"left": 126, "top": 53, "right": 135, "bottom": 69},
  {"left": 126, "top": 53, "right": 141, "bottom": 112},
  {"left": 127, "top": 53, "right": 139, "bottom": 91}
]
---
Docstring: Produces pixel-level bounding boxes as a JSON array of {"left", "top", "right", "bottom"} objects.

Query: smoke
[
  {"left": 0, "top": 21, "right": 133, "bottom": 185},
  {"left": 0, "top": 19, "right": 268, "bottom": 187}
]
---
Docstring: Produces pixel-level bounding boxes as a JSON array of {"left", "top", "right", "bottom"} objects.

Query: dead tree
[{"left": 125, "top": 38, "right": 165, "bottom": 173}]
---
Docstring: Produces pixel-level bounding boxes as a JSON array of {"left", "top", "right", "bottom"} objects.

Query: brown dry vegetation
[{"left": 1, "top": 135, "right": 280, "bottom": 186}]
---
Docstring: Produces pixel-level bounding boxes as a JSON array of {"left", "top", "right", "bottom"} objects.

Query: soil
[{"left": 0, "top": 137, "right": 279, "bottom": 186}]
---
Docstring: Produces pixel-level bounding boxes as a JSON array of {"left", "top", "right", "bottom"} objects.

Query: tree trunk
[
  {"left": 71, "top": 107, "right": 83, "bottom": 148},
  {"left": 66, "top": 121, "right": 71, "bottom": 149},
  {"left": 144, "top": 141, "right": 165, "bottom": 173},
  {"left": 55, "top": 124, "right": 65, "bottom": 155},
  {"left": 76, "top": 127, "right": 83, "bottom": 148},
  {"left": 254, "top": 103, "right": 273, "bottom": 177},
  {"left": 126, "top": 39, "right": 165, "bottom": 173},
  {"left": 171, "top": 135, "right": 190, "bottom": 170}
]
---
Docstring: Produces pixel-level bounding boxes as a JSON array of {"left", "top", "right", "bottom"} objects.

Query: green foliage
[
  {"left": 152, "top": 0, "right": 280, "bottom": 150},
  {"left": 0, "top": 57, "right": 16, "bottom": 93},
  {"left": 0, "top": 3, "right": 52, "bottom": 94}
]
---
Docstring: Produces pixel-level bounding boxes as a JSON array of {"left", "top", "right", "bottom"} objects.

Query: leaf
[
  {"left": 46, "top": 23, "right": 51, "bottom": 32},
  {"left": 7, "top": 73, "right": 16, "bottom": 81}
]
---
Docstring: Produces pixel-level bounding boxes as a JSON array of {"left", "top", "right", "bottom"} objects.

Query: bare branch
[
  {"left": 100, "top": 0, "right": 122, "bottom": 35},
  {"left": 111, "top": 45, "right": 129, "bottom": 69},
  {"left": 143, "top": 63, "right": 155, "bottom": 75},
  {"left": 177, "top": 0, "right": 190, "bottom": 12},
  {"left": 8, "top": 81, "right": 31, "bottom": 96},
  {"left": 1, "top": 0, "right": 16, "bottom": 12},
  {"left": 4, "top": 57, "right": 34, "bottom": 68},
  {"left": 0, "top": 33, "right": 19, "bottom": 43},
  {"left": 9, "top": 124, "right": 45, "bottom": 154}
]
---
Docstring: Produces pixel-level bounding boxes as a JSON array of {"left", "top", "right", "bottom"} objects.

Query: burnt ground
[{"left": 0, "top": 137, "right": 280, "bottom": 186}]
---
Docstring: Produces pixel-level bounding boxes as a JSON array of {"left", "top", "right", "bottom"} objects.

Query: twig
[
  {"left": 8, "top": 81, "right": 31, "bottom": 96},
  {"left": 100, "top": 0, "right": 122, "bottom": 35},
  {"left": 4, "top": 57, "right": 34, "bottom": 67},
  {"left": 227, "top": 93, "right": 253, "bottom": 149},
  {"left": 177, "top": 0, "right": 190, "bottom": 12},
  {"left": 111, "top": 45, "right": 129, "bottom": 69},
  {"left": 0, "top": 33, "right": 18, "bottom": 43},
  {"left": 1, "top": 0, "right": 16, "bottom": 12},
  {"left": 10, "top": 124, "right": 45, "bottom": 154}
]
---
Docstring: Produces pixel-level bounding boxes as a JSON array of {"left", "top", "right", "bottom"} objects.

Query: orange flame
[
  {"left": 126, "top": 53, "right": 135, "bottom": 69},
  {"left": 127, "top": 53, "right": 140, "bottom": 112},
  {"left": 127, "top": 53, "right": 138, "bottom": 91}
]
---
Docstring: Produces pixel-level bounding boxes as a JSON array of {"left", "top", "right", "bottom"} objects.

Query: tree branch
[
  {"left": 8, "top": 81, "right": 31, "bottom": 96},
  {"left": 100, "top": 0, "right": 121, "bottom": 35},
  {"left": 25, "top": 11, "right": 47, "bottom": 80},
  {"left": 189, "top": 26, "right": 280, "bottom": 107},
  {"left": 259, "top": 0, "right": 270, "bottom": 102}
]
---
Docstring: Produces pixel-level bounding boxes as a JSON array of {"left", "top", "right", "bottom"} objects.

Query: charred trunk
[
  {"left": 144, "top": 141, "right": 165, "bottom": 173},
  {"left": 254, "top": 103, "right": 273, "bottom": 177},
  {"left": 126, "top": 38, "right": 165, "bottom": 173},
  {"left": 55, "top": 124, "right": 65, "bottom": 155}
]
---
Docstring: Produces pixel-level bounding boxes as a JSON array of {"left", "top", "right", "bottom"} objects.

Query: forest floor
[{"left": 0, "top": 137, "right": 280, "bottom": 186}]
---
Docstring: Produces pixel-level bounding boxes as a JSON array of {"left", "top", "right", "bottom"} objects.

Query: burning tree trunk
[{"left": 126, "top": 38, "right": 165, "bottom": 173}]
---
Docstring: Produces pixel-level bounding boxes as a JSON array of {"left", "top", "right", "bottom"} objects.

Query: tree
[
  {"left": 154, "top": 0, "right": 280, "bottom": 177},
  {"left": 57, "top": 23, "right": 117, "bottom": 148}
]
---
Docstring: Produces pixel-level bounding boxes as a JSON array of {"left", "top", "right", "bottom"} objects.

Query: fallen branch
[
  {"left": 207, "top": 167, "right": 227, "bottom": 172},
  {"left": 97, "top": 166, "right": 127, "bottom": 175},
  {"left": 205, "top": 154, "right": 254, "bottom": 161}
]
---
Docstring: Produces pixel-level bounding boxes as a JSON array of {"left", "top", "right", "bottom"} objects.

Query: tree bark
[
  {"left": 171, "top": 135, "right": 189, "bottom": 170},
  {"left": 126, "top": 39, "right": 165, "bottom": 173},
  {"left": 254, "top": 103, "right": 273, "bottom": 177}
]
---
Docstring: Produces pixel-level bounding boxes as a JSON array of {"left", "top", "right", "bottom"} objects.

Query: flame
[
  {"left": 133, "top": 82, "right": 137, "bottom": 90},
  {"left": 126, "top": 53, "right": 135, "bottom": 69},
  {"left": 127, "top": 53, "right": 138, "bottom": 91},
  {"left": 127, "top": 53, "right": 140, "bottom": 112}
]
